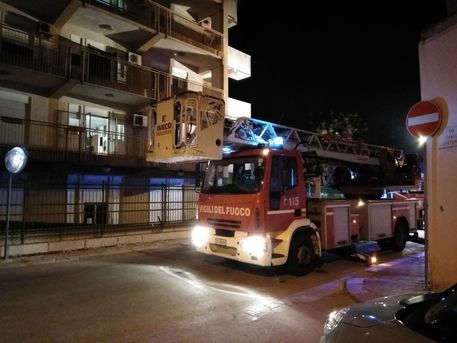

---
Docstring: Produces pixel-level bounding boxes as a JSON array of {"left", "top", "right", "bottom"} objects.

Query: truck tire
[
  {"left": 286, "top": 234, "right": 317, "bottom": 276},
  {"left": 377, "top": 239, "right": 391, "bottom": 250},
  {"left": 391, "top": 221, "right": 408, "bottom": 251}
]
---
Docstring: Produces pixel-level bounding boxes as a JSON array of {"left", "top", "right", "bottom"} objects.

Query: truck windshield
[{"left": 202, "top": 156, "right": 264, "bottom": 194}]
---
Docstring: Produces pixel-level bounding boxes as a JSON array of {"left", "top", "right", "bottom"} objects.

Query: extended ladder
[{"left": 223, "top": 117, "right": 404, "bottom": 166}]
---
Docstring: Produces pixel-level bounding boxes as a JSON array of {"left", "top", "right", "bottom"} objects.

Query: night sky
[{"left": 228, "top": 0, "right": 448, "bottom": 153}]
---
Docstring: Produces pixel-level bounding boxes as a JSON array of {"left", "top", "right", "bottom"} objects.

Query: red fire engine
[{"left": 148, "top": 92, "right": 423, "bottom": 275}]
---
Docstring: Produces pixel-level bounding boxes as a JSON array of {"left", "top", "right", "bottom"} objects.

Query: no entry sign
[{"left": 406, "top": 101, "right": 442, "bottom": 137}]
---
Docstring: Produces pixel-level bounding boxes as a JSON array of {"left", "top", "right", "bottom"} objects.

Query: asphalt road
[{"left": 0, "top": 239, "right": 425, "bottom": 343}]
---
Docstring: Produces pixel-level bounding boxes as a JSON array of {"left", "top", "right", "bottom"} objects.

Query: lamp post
[{"left": 3, "top": 146, "right": 28, "bottom": 260}]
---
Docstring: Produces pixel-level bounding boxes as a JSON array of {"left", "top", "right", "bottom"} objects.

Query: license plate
[{"left": 215, "top": 238, "right": 227, "bottom": 246}]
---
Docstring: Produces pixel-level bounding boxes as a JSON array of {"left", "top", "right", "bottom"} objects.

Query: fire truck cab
[
  {"left": 192, "top": 145, "right": 422, "bottom": 275},
  {"left": 193, "top": 147, "right": 321, "bottom": 275}
]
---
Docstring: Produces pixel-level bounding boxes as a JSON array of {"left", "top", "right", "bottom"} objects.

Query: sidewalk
[{"left": 345, "top": 247, "right": 426, "bottom": 302}]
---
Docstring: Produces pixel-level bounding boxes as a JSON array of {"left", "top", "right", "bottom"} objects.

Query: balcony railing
[
  {"left": 0, "top": 25, "right": 67, "bottom": 78},
  {"left": 85, "top": 0, "right": 223, "bottom": 56},
  {"left": 0, "top": 115, "right": 151, "bottom": 165},
  {"left": 0, "top": 24, "right": 223, "bottom": 102}
]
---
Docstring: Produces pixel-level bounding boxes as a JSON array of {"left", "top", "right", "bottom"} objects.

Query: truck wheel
[
  {"left": 286, "top": 235, "right": 316, "bottom": 276},
  {"left": 391, "top": 221, "right": 408, "bottom": 251},
  {"left": 377, "top": 239, "right": 391, "bottom": 250}
]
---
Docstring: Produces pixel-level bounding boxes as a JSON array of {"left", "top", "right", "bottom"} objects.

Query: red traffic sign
[{"left": 406, "top": 101, "right": 442, "bottom": 137}]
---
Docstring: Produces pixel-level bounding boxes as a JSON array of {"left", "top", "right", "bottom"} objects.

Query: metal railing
[
  {"left": 0, "top": 115, "right": 149, "bottom": 164},
  {"left": 0, "top": 24, "right": 223, "bottom": 101},
  {"left": 0, "top": 180, "right": 198, "bottom": 243},
  {"left": 0, "top": 25, "right": 67, "bottom": 77},
  {"left": 85, "top": 0, "right": 223, "bottom": 56}
]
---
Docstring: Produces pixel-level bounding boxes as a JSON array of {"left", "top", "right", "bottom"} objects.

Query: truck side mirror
[
  {"left": 302, "top": 151, "right": 322, "bottom": 177},
  {"left": 195, "top": 162, "right": 206, "bottom": 189}
]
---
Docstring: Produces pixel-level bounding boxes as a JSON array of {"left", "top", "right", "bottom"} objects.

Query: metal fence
[{"left": 0, "top": 178, "right": 198, "bottom": 244}]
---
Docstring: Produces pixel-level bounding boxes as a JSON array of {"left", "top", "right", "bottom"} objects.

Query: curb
[{"left": 0, "top": 229, "right": 192, "bottom": 268}]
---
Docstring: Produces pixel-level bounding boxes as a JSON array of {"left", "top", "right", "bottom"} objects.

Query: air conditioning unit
[
  {"left": 128, "top": 52, "right": 142, "bottom": 66},
  {"left": 133, "top": 114, "right": 148, "bottom": 127},
  {"left": 37, "top": 21, "right": 55, "bottom": 36},
  {"left": 199, "top": 17, "right": 212, "bottom": 29}
]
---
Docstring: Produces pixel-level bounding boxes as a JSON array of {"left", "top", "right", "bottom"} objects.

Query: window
[
  {"left": 116, "top": 123, "right": 125, "bottom": 141},
  {"left": 95, "top": 0, "right": 125, "bottom": 10},
  {"left": 270, "top": 155, "right": 298, "bottom": 210},
  {"left": 270, "top": 155, "right": 297, "bottom": 193},
  {"left": 68, "top": 104, "right": 80, "bottom": 126},
  {"left": 202, "top": 156, "right": 265, "bottom": 194}
]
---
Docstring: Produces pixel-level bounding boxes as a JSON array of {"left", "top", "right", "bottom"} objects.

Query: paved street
[{"left": 0, "top": 239, "right": 425, "bottom": 343}]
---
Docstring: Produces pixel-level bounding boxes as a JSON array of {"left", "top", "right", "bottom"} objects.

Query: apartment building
[{"left": 0, "top": 0, "right": 250, "bottom": 245}]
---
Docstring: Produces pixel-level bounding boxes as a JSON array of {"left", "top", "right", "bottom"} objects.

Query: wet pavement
[
  {"left": 345, "top": 248, "right": 425, "bottom": 302},
  {"left": 0, "top": 237, "right": 427, "bottom": 303},
  {"left": 0, "top": 237, "right": 426, "bottom": 343}
]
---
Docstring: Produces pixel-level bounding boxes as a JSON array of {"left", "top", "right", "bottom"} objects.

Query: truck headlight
[
  {"left": 242, "top": 235, "right": 267, "bottom": 257},
  {"left": 323, "top": 307, "right": 349, "bottom": 335},
  {"left": 191, "top": 225, "right": 210, "bottom": 247}
]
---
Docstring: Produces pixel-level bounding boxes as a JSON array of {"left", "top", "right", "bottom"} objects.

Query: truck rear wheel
[
  {"left": 391, "top": 221, "right": 408, "bottom": 251},
  {"left": 286, "top": 234, "right": 317, "bottom": 276},
  {"left": 377, "top": 239, "right": 391, "bottom": 250}
]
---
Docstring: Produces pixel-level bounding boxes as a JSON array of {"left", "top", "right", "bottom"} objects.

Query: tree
[{"left": 305, "top": 110, "right": 369, "bottom": 141}]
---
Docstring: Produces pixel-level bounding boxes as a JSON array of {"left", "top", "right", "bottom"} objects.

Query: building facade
[
  {"left": 419, "top": 9, "right": 457, "bottom": 291},
  {"left": 0, "top": 0, "right": 250, "bottom": 250}
]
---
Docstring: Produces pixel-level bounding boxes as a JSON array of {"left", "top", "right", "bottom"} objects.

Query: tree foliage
[{"left": 305, "top": 111, "right": 369, "bottom": 141}]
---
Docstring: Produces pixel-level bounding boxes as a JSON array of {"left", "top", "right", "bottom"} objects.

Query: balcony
[
  {"left": 0, "top": 114, "right": 153, "bottom": 168},
  {"left": 1, "top": 0, "right": 222, "bottom": 57},
  {"left": 83, "top": 0, "right": 222, "bottom": 56},
  {"left": 0, "top": 24, "right": 223, "bottom": 108}
]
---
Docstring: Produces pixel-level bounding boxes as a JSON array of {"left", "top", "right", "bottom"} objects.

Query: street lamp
[{"left": 3, "top": 146, "right": 28, "bottom": 260}]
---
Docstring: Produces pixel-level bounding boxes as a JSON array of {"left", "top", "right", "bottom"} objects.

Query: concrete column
[{"left": 419, "top": 22, "right": 457, "bottom": 291}]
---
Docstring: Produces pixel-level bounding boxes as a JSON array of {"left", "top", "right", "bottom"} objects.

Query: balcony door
[
  {"left": 108, "top": 112, "right": 126, "bottom": 155},
  {"left": 85, "top": 106, "right": 109, "bottom": 155},
  {"left": 67, "top": 103, "right": 125, "bottom": 155}
]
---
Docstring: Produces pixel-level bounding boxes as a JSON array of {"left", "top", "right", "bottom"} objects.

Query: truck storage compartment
[{"left": 307, "top": 199, "right": 353, "bottom": 250}]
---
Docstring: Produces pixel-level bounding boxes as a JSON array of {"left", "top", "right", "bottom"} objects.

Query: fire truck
[{"left": 147, "top": 92, "right": 423, "bottom": 275}]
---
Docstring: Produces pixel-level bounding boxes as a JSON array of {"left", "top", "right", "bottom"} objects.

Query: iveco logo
[
  {"left": 156, "top": 122, "right": 172, "bottom": 136},
  {"left": 157, "top": 122, "right": 172, "bottom": 131}
]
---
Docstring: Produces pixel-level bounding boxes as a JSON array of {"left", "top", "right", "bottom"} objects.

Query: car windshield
[
  {"left": 396, "top": 281, "right": 457, "bottom": 342},
  {"left": 202, "top": 156, "right": 264, "bottom": 194}
]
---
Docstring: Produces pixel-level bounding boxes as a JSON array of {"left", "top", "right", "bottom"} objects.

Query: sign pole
[
  {"left": 3, "top": 146, "right": 28, "bottom": 260},
  {"left": 4, "top": 173, "right": 12, "bottom": 260}
]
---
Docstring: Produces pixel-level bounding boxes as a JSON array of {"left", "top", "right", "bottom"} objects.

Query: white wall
[
  {"left": 171, "top": 59, "right": 203, "bottom": 92},
  {"left": 419, "top": 20, "right": 457, "bottom": 291},
  {"left": 227, "top": 97, "right": 251, "bottom": 119},
  {"left": 31, "top": 95, "right": 50, "bottom": 122},
  {"left": 228, "top": 46, "right": 251, "bottom": 81},
  {"left": 60, "top": 23, "right": 125, "bottom": 51}
]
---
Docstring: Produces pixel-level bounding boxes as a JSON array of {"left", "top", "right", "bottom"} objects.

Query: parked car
[{"left": 320, "top": 281, "right": 457, "bottom": 342}]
